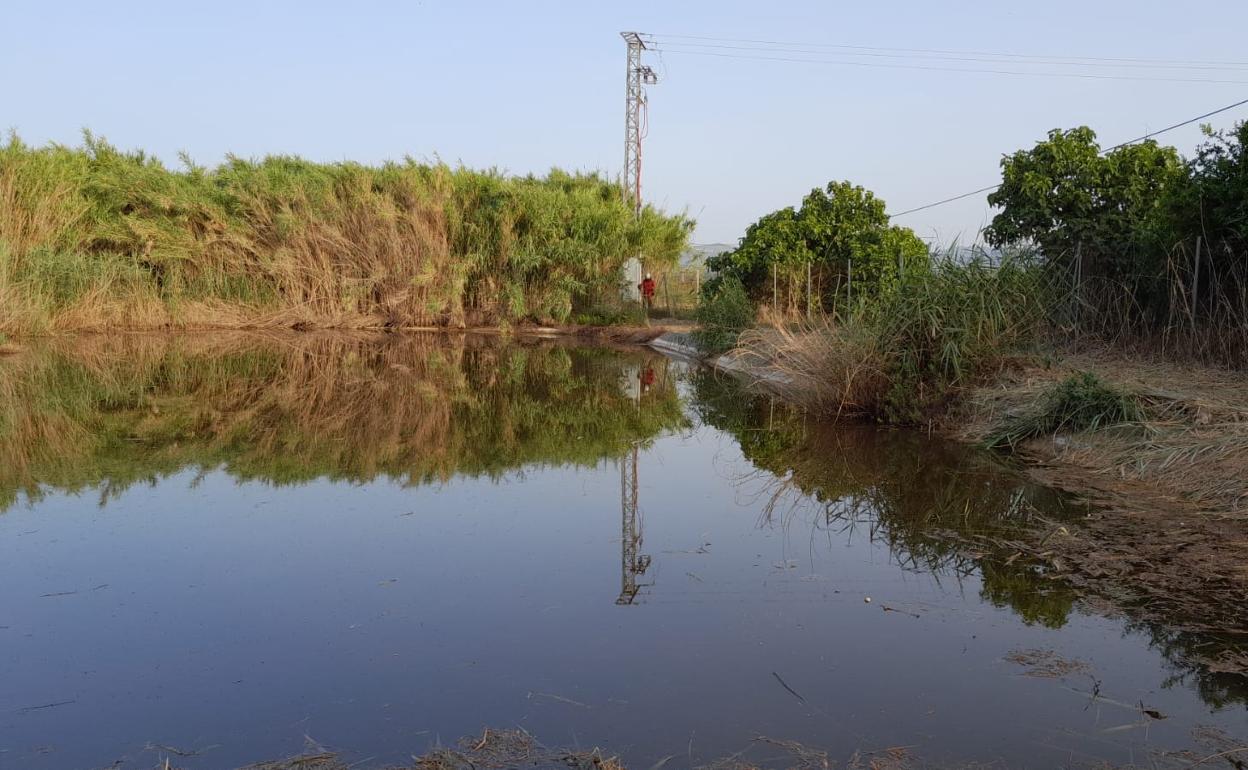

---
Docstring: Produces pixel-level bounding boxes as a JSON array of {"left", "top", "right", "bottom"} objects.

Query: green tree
[
  {"left": 706, "top": 180, "right": 927, "bottom": 306},
  {"left": 984, "top": 127, "right": 1183, "bottom": 283},
  {"left": 1168, "top": 121, "right": 1248, "bottom": 252}
]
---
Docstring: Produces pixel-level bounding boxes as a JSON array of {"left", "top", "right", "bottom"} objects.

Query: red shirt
[{"left": 641, "top": 278, "right": 656, "bottom": 297}]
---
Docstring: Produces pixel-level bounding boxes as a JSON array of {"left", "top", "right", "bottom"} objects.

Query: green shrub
[
  {"left": 693, "top": 276, "right": 754, "bottom": 354},
  {"left": 986, "top": 371, "right": 1143, "bottom": 449}
]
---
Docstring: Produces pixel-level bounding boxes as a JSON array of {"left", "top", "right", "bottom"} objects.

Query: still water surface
[{"left": 0, "top": 334, "right": 1244, "bottom": 768}]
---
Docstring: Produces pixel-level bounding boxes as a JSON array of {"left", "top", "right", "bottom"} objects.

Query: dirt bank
[{"left": 950, "top": 348, "right": 1248, "bottom": 670}]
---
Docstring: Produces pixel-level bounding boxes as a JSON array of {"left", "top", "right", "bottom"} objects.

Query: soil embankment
[{"left": 953, "top": 350, "right": 1248, "bottom": 671}]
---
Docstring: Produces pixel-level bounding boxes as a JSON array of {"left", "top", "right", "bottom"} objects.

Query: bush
[
  {"left": 693, "top": 276, "right": 754, "bottom": 354},
  {"left": 986, "top": 371, "right": 1143, "bottom": 449}
]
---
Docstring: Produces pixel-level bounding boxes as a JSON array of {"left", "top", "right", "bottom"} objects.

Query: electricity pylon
[{"left": 620, "top": 31, "right": 657, "bottom": 301}]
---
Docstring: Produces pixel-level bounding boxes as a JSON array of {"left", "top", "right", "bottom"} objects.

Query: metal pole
[
  {"left": 1075, "top": 241, "right": 1083, "bottom": 331},
  {"left": 806, "top": 261, "right": 812, "bottom": 317},
  {"left": 1192, "top": 235, "right": 1203, "bottom": 331}
]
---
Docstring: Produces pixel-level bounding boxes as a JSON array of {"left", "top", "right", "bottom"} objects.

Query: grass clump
[
  {"left": 986, "top": 371, "right": 1144, "bottom": 449},
  {"left": 693, "top": 275, "right": 754, "bottom": 354}
]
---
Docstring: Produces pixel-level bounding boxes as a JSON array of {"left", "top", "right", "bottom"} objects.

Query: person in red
[
  {"left": 639, "top": 272, "right": 656, "bottom": 310},
  {"left": 640, "top": 366, "right": 656, "bottom": 394}
]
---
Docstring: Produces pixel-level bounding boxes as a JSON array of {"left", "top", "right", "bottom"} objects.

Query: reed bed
[
  {"left": 0, "top": 133, "right": 692, "bottom": 335},
  {"left": 729, "top": 249, "right": 1051, "bottom": 422}
]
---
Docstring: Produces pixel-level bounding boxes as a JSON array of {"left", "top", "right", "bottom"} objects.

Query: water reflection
[
  {"left": 690, "top": 368, "right": 1248, "bottom": 708},
  {"left": 1, "top": 335, "right": 1245, "bottom": 770},
  {"left": 0, "top": 333, "right": 688, "bottom": 512}
]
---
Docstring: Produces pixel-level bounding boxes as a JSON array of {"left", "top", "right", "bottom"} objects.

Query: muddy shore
[{"left": 671, "top": 333, "right": 1248, "bottom": 675}]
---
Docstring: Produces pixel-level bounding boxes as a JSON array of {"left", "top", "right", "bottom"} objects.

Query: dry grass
[
  {"left": 946, "top": 347, "right": 1248, "bottom": 659},
  {"left": 1003, "top": 648, "right": 1090, "bottom": 678},
  {"left": 960, "top": 348, "right": 1248, "bottom": 513},
  {"left": 727, "top": 312, "right": 888, "bottom": 417}
]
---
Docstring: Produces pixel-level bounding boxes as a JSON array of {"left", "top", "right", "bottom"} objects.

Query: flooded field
[{"left": 0, "top": 334, "right": 1244, "bottom": 769}]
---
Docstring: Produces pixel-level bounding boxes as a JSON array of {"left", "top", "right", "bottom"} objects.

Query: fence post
[
  {"left": 772, "top": 263, "right": 778, "bottom": 312},
  {"left": 1192, "top": 235, "right": 1203, "bottom": 332},
  {"left": 847, "top": 258, "right": 853, "bottom": 306},
  {"left": 1074, "top": 241, "right": 1083, "bottom": 331},
  {"left": 806, "top": 261, "right": 812, "bottom": 318}
]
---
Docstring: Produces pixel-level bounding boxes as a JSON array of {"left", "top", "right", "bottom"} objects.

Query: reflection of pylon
[{"left": 616, "top": 442, "right": 651, "bottom": 605}]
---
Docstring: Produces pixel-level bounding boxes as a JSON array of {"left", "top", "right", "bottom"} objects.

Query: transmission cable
[
  {"left": 644, "top": 48, "right": 1248, "bottom": 86},
  {"left": 887, "top": 95, "right": 1248, "bottom": 218},
  {"left": 642, "top": 33, "right": 1248, "bottom": 69}
]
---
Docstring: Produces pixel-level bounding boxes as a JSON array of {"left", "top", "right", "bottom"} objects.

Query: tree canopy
[
  {"left": 706, "top": 181, "right": 927, "bottom": 305},
  {"left": 985, "top": 127, "right": 1184, "bottom": 282}
]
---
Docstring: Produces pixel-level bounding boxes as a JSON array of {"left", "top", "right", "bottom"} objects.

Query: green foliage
[
  {"left": 0, "top": 133, "right": 693, "bottom": 333},
  {"left": 738, "top": 247, "right": 1054, "bottom": 423},
  {"left": 1168, "top": 121, "right": 1248, "bottom": 255},
  {"left": 705, "top": 180, "right": 927, "bottom": 307},
  {"left": 693, "top": 275, "right": 754, "bottom": 354},
  {"left": 986, "top": 372, "right": 1144, "bottom": 450},
  {"left": 986, "top": 127, "right": 1183, "bottom": 284},
  {"left": 985, "top": 122, "right": 1248, "bottom": 357},
  {"left": 571, "top": 303, "right": 647, "bottom": 327}
]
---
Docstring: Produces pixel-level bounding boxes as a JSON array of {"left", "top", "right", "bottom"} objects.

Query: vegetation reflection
[
  {"left": 691, "top": 369, "right": 1248, "bottom": 709},
  {"left": 0, "top": 333, "right": 687, "bottom": 510}
]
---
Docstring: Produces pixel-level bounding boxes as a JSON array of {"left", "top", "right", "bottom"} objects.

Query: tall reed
[
  {"left": 735, "top": 247, "right": 1052, "bottom": 422},
  {"left": 0, "top": 133, "right": 692, "bottom": 334}
]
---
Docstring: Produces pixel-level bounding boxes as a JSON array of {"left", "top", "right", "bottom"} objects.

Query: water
[{"left": 0, "top": 334, "right": 1244, "bottom": 769}]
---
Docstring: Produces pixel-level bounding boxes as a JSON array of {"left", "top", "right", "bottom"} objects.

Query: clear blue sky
[{"left": 4, "top": 0, "right": 1247, "bottom": 245}]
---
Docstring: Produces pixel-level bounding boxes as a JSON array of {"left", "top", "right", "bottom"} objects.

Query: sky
[{"left": 4, "top": 0, "right": 1248, "bottom": 245}]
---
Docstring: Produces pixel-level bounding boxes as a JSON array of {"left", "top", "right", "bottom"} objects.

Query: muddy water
[{"left": 0, "top": 334, "right": 1244, "bottom": 769}]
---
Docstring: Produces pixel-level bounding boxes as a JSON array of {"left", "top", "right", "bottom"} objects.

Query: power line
[
  {"left": 887, "top": 95, "right": 1248, "bottom": 219},
  {"left": 646, "top": 40, "right": 1248, "bottom": 73},
  {"left": 643, "top": 33, "right": 1248, "bottom": 69},
  {"left": 646, "top": 48, "right": 1248, "bottom": 86}
]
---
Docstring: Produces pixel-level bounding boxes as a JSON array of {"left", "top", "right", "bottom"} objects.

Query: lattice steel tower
[
  {"left": 620, "top": 32, "right": 657, "bottom": 301},
  {"left": 620, "top": 31, "right": 656, "bottom": 216}
]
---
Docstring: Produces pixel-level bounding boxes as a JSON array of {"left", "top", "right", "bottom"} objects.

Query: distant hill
[{"left": 681, "top": 242, "right": 735, "bottom": 268}]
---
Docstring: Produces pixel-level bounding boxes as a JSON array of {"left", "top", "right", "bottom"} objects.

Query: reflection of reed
[
  {"left": 730, "top": 409, "right": 1060, "bottom": 576},
  {"left": 0, "top": 333, "right": 687, "bottom": 510},
  {"left": 691, "top": 370, "right": 1080, "bottom": 627},
  {"left": 695, "top": 369, "right": 1248, "bottom": 708}
]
